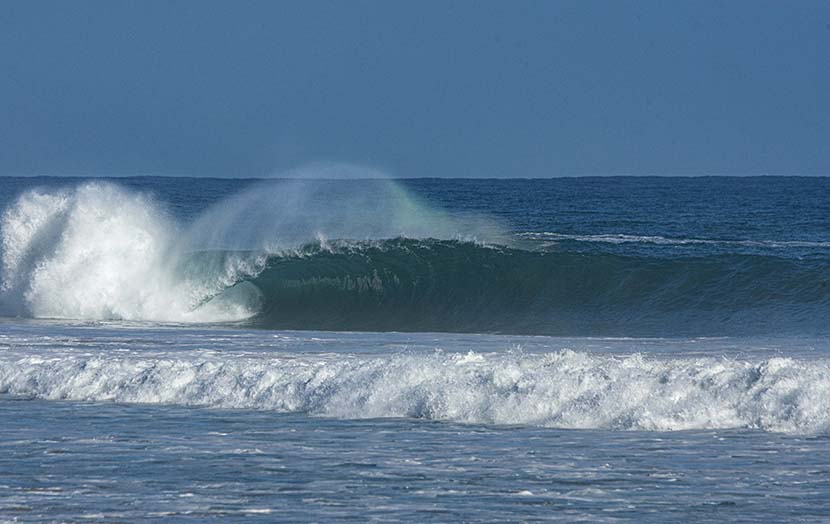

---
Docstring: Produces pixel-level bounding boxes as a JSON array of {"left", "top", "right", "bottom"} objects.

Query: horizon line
[{"left": 3, "top": 173, "right": 830, "bottom": 180}]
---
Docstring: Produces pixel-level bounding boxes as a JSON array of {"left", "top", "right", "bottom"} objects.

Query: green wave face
[{"left": 212, "top": 239, "right": 830, "bottom": 336}]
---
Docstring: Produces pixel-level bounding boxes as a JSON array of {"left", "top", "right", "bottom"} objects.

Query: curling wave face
[
  {"left": 1, "top": 343, "right": 828, "bottom": 434},
  {"left": 242, "top": 239, "right": 830, "bottom": 335},
  {"left": 1, "top": 180, "right": 829, "bottom": 336}
]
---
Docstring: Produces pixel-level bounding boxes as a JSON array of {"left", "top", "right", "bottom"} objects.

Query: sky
[{"left": 1, "top": 0, "right": 829, "bottom": 178}]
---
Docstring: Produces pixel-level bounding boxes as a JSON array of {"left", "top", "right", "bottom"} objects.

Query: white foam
[
  {"left": 0, "top": 183, "right": 261, "bottom": 322},
  {"left": 1, "top": 347, "right": 828, "bottom": 434}
]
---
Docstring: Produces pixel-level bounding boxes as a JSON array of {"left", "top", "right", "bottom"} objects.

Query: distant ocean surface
[{"left": 2, "top": 176, "right": 830, "bottom": 522}]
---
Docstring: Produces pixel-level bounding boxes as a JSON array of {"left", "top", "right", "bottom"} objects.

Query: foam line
[{"left": 1, "top": 349, "right": 827, "bottom": 434}]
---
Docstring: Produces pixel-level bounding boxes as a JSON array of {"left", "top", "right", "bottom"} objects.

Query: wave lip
[{"left": 1, "top": 349, "right": 827, "bottom": 434}]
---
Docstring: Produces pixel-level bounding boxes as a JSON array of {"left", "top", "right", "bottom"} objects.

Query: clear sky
[{"left": 1, "top": 0, "right": 828, "bottom": 178}]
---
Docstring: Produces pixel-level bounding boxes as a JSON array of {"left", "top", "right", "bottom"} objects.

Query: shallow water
[{"left": 3, "top": 391, "right": 830, "bottom": 522}]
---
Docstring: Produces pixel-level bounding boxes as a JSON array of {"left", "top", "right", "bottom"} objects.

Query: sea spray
[{"left": 182, "top": 177, "right": 501, "bottom": 252}]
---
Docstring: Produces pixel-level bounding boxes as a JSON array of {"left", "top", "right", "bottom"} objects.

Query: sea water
[{"left": 1, "top": 176, "right": 829, "bottom": 522}]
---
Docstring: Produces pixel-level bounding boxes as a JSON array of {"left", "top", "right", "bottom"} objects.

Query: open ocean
[{"left": 1, "top": 176, "right": 829, "bottom": 522}]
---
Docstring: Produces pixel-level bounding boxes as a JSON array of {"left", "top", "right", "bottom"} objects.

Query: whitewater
[
  {"left": 3, "top": 324, "right": 830, "bottom": 434},
  {"left": 2, "top": 175, "right": 830, "bottom": 522}
]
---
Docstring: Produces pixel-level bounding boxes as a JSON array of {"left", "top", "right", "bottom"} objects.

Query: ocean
[{"left": 1, "top": 176, "right": 829, "bottom": 522}]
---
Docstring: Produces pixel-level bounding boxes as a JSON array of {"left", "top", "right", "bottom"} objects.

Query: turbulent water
[{"left": 1, "top": 176, "right": 830, "bottom": 522}]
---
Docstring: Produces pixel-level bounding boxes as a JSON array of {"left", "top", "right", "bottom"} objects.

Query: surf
[{"left": 1, "top": 343, "right": 828, "bottom": 434}]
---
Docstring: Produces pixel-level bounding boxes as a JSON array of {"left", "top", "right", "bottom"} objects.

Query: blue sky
[{"left": 1, "top": 0, "right": 828, "bottom": 178}]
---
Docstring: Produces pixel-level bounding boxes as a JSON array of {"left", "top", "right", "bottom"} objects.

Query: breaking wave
[
  {"left": 1, "top": 181, "right": 829, "bottom": 336},
  {"left": 1, "top": 348, "right": 828, "bottom": 434},
  {"left": 0, "top": 179, "right": 497, "bottom": 324}
]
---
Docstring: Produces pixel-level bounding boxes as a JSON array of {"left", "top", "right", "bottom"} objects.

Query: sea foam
[{"left": 1, "top": 347, "right": 827, "bottom": 434}]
